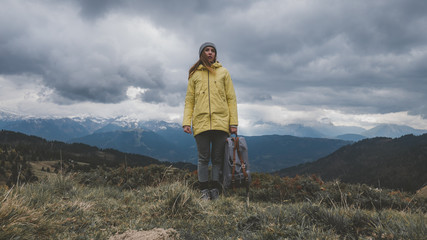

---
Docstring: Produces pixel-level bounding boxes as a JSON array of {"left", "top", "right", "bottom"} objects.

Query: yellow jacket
[{"left": 183, "top": 62, "right": 238, "bottom": 136}]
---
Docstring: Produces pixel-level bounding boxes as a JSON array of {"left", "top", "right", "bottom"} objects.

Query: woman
[{"left": 183, "top": 42, "right": 238, "bottom": 200}]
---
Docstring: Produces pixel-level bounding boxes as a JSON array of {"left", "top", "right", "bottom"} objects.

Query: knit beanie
[{"left": 199, "top": 42, "right": 216, "bottom": 57}]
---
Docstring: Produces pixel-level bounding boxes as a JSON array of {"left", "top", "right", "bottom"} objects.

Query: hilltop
[
  {"left": 1, "top": 168, "right": 426, "bottom": 239},
  {"left": 1, "top": 129, "right": 427, "bottom": 239}
]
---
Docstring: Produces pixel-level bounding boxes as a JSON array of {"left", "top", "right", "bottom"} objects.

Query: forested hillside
[
  {"left": 0, "top": 130, "right": 196, "bottom": 186},
  {"left": 277, "top": 134, "right": 427, "bottom": 192}
]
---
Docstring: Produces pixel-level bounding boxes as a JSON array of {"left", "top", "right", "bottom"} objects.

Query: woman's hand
[
  {"left": 183, "top": 125, "right": 192, "bottom": 134},
  {"left": 230, "top": 126, "right": 237, "bottom": 134}
]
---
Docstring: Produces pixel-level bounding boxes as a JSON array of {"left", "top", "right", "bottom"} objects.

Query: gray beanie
[{"left": 199, "top": 42, "right": 216, "bottom": 57}]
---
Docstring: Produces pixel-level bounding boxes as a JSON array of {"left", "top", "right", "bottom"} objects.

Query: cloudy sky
[{"left": 1, "top": 0, "right": 427, "bottom": 135}]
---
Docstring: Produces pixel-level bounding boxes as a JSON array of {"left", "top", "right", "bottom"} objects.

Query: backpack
[{"left": 221, "top": 135, "right": 251, "bottom": 197}]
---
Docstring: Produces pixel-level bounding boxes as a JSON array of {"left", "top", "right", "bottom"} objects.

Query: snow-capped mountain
[
  {"left": 94, "top": 118, "right": 181, "bottom": 134},
  {"left": 2, "top": 111, "right": 427, "bottom": 141},
  {"left": 361, "top": 124, "right": 427, "bottom": 138},
  {"left": 1, "top": 118, "right": 92, "bottom": 141},
  {"left": 0, "top": 111, "right": 31, "bottom": 125}
]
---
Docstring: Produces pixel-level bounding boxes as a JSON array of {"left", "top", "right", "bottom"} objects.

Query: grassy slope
[
  {"left": 1, "top": 168, "right": 426, "bottom": 240},
  {"left": 29, "top": 161, "right": 90, "bottom": 179}
]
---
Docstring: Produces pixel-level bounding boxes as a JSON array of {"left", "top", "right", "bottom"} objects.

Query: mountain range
[
  {"left": 250, "top": 121, "right": 427, "bottom": 139},
  {"left": 2, "top": 129, "right": 426, "bottom": 193},
  {"left": 1, "top": 111, "right": 427, "bottom": 172},
  {"left": 2, "top": 111, "right": 426, "bottom": 140}
]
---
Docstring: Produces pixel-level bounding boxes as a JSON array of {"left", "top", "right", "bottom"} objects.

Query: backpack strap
[
  {"left": 235, "top": 137, "right": 249, "bottom": 180},
  {"left": 231, "top": 137, "right": 237, "bottom": 190},
  {"left": 232, "top": 137, "right": 250, "bottom": 191},
  {"left": 236, "top": 137, "right": 250, "bottom": 206},
  {"left": 228, "top": 136, "right": 250, "bottom": 205}
]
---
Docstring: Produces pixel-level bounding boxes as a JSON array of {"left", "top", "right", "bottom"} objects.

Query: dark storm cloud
[
  {"left": 75, "top": 0, "right": 120, "bottom": 19},
  {"left": 0, "top": 0, "right": 169, "bottom": 104},
  {"left": 215, "top": 0, "right": 427, "bottom": 117},
  {"left": 1, "top": 0, "right": 427, "bottom": 120},
  {"left": 71, "top": 0, "right": 243, "bottom": 24},
  {"left": 41, "top": 59, "right": 167, "bottom": 104}
]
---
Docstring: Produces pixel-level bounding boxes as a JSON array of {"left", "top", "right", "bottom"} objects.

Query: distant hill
[
  {"left": 71, "top": 131, "right": 351, "bottom": 172},
  {"left": 70, "top": 129, "right": 196, "bottom": 162},
  {"left": 245, "top": 135, "right": 351, "bottom": 172},
  {"left": 276, "top": 134, "right": 427, "bottom": 192},
  {"left": 91, "top": 120, "right": 197, "bottom": 162},
  {"left": 335, "top": 134, "right": 367, "bottom": 142},
  {"left": 248, "top": 122, "right": 362, "bottom": 138}
]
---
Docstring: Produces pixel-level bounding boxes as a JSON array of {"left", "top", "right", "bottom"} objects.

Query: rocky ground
[{"left": 109, "top": 228, "right": 179, "bottom": 240}]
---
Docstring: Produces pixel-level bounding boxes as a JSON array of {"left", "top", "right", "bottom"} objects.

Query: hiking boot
[
  {"left": 210, "top": 188, "right": 219, "bottom": 200},
  {"left": 200, "top": 189, "right": 211, "bottom": 200}
]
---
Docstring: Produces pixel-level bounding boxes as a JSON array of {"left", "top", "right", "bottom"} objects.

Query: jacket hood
[{"left": 197, "top": 61, "right": 222, "bottom": 70}]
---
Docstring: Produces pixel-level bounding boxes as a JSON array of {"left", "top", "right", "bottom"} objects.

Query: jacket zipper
[{"left": 208, "top": 71, "right": 212, "bottom": 130}]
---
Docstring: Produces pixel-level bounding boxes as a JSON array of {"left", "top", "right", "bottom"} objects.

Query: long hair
[{"left": 188, "top": 50, "right": 216, "bottom": 78}]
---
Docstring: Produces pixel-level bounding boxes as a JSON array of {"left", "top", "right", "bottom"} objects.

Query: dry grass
[
  {"left": 1, "top": 169, "right": 426, "bottom": 239},
  {"left": 0, "top": 187, "right": 57, "bottom": 239},
  {"left": 416, "top": 185, "right": 427, "bottom": 199}
]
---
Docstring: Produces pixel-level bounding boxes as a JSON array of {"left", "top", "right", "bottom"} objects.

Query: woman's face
[{"left": 203, "top": 47, "right": 216, "bottom": 63}]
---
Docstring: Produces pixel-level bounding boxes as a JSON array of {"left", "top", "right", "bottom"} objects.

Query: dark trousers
[{"left": 195, "top": 130, "right": 228, "bottom": 189}]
